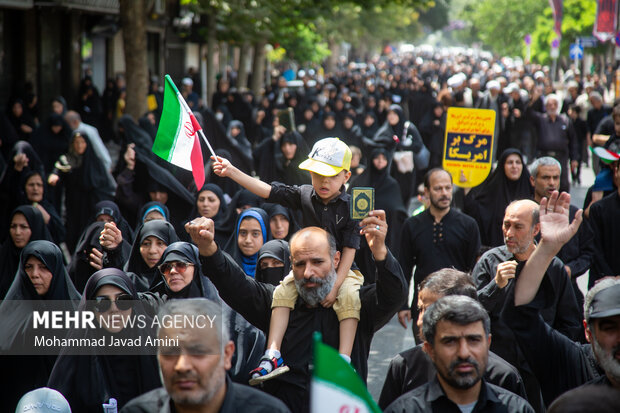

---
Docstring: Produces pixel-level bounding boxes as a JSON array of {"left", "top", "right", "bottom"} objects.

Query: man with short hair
[
  {"left": 529, "top": 156, "right": 594, "bottom": 309},
  {"left": 379, "top": 268, "right": 527, "bottom": 409},
  {"left": 503, "top": 190, "right": 620, "bottom": 405},
  {"left": 121, "top": 299, "right": 290, "bottom": 413},
  {"left": 184, "top": 211, "right": 406, "bottom": 412},
  {"left": 473, "top": 199, "right": 582, "bottom": 411},
  {"left": 398, "top": 169, "right": 480, "bottom": 339},
  {"left": 384, "top": 295, "right": 533, "bottom": 412}
]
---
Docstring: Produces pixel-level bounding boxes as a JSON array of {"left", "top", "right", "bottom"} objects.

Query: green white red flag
[
  {"left": 311, "top": 332, "right": 382, "bottom": 413},
  {"left": 152, "top": 75, "right": 205, "bottom": 188},
  {"left": 591, "top": 146, "right": 620, "bottom": 164}
]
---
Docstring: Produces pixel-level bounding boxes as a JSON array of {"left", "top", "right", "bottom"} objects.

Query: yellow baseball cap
[{"left": 299, "top": 137, "right": 352, "bottom": 177}]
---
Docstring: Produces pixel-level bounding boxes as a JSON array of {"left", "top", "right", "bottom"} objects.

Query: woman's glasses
[
  {"left": 158, "top": 261, "right": 193, "bottom": 276},
  {"left": 93, "top": 294, "right": 133, "bottom": 312}
]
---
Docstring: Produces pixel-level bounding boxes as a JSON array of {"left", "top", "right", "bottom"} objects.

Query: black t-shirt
[{"left": 379, "top": 344, "right": 527, "bottom": 409}]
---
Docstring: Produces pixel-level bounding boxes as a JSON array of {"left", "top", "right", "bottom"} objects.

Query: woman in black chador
[
  {"left": 0, "top": 241, "right": 81, "bottom": 411},
  {"left": 0, "top": 205, "right": 53, "bottom": 299},
  {"left": 48, "top": 268, "right": 160, "bottom": 411},
  {"left": 48, "top": 131, "right": 115, "bottom": 252}
]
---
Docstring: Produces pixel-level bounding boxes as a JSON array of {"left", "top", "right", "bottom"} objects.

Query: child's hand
[
  {"left": 211, "top": 156, "right": 232, "bottom": 177},
  {"left": 320, "top": 288, "right": 338, "bottom": 308}
]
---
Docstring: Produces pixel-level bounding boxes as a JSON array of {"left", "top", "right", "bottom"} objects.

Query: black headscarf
[
  {"left": 124, "top": 220, "right": 179, "bottom": 291},
  {"left": 0, "top": 206, "right": 53, "bottom": 299},
  {"left": 4, "top": 240, "right": 79, "bottom": 301},
  {"left": 253, "top": 130, "right": 311, "bottom": 186},
  {"left": 225, "top": 120, "right": 254, "bottom": 174},
  {"left": 150, "top": 242, "right": 219, "bottom": 300},
  {"left": 0, "top": 141, "right": 46, "bottom": 233},
  {"left": 263, "top": 203, "right": 299, "bottom": 242},
  {"left": 68, "top": 218, "right": 133, "bottom": 292},
  {"left": 254, "top": 239, "right": 291, "bottom": 286},
  {"left": 216, "top": 188, "right": 263, "bottom": 243},
  {"left": 464, "top": 148, "right": 533, "bottom": 247},
  {"left": 223, "top": 207, "right": 270, "bottom": 278},
  {"left": 187, "top": 183, "right": 229, "bottom": 246},
  {"left": 48, "top": 268, "right": 161, "bottom": 411},
  {"left": 374, "top": 104, "right": 406, "bottom": 142},
  {"left": 93, "top": 200, "right": 135, "bottom": 242},
  {"left": 17, "top": 170, "right": 66, "bottom": 244},
  {"left": 51, "top": 96, "right": 68, "bottom": 116},
  {"left": 0, "top": 240, "right": 80, "bottom": 411}
]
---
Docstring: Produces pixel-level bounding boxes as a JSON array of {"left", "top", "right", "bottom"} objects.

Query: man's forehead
[
  {"left": 291, "top": 231, "right": 329, "bottom": 257},
  {"left": 538, "top": 165, "right": 560, "bottom": 176},
  {"left": 505, "top": 202, "right": 535, "bottom": 223},
  {"left": 436, "top": 319, "right": 486, "bottom": 336}
]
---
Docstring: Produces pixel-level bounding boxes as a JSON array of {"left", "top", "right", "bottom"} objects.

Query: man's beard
[
  {"left": 294, "top": 266, "right": 337, "bottom": 306},
  {"left": 437, "top": 357, "right": 484, "bottom": 390},
  {"left": 592, "top": 334, "right": 620, "bottom": 383},
  {"left": 430, "top": 196, "right": 450, "bottom": 211},
  {"left": 504, "top": 237, "right": 532, "bottom": 255}
]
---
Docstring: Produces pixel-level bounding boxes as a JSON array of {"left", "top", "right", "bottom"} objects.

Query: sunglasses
[
  {"left": 93, "top": 294, "right": 133, "bottom": 312},
  {"left": 158, "top": 261, "right": 194, "bottom": 276}
]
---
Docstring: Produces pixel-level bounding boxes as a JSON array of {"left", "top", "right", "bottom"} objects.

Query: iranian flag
[
  {"left": 152, "top": 75, "right": 205, "bottom": 189},
  {"left": 591, "top": 146, "right": 620, "bottom": 164},
  {"left": 311, "top": 332, "right": 381, "bottom": 413}
]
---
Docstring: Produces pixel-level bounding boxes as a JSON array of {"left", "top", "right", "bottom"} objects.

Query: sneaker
[{"left": 248, "top": 355, "right": 290, "bottom": 386}]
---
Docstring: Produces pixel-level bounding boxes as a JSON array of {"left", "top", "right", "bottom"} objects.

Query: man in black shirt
[
  {"left": 384, "top": 295, "right": 533, "bottom": 413},
  {"left": 588, "top": 158, "right": 620, "bottom": 287},
  {"left": 502, "top": 190, "right": 620, "bottom": 404},
  {"left": 527, "top": 92, "right": 579, "bottom": 192},
  {"left": 399, "top": 169, "right": 480, "bottom": 338},
  {"left": 184, "top": 211, "right": 406, "bottom": 412},
  {"left": 473, "top": 199, "right": 582, "bottom": 411},
  {"left": 379, "top": 268, "right": 527, "bottom": 409},
  {"left": 121, "top": 299, "right": 290, "bottom": 413}
]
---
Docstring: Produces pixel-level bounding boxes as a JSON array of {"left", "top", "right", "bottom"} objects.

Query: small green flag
[{"left": 311, "top": 332, "right": 382, "bottom": 413}]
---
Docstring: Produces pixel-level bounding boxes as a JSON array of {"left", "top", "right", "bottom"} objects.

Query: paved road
[{"left": 366, "top": 162, "right": 596, "bottom": 401}]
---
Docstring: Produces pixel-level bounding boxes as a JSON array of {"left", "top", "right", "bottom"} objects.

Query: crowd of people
[{"left": 0, "top": 49, "right": 619, "bottom": 412}]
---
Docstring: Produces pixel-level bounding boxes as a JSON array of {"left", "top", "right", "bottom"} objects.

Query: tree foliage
[
  {"left": 530, "top": 0, "right": 599, "bottom": 64},
  {"left": 184, "top": 0, "right": 434, "bottom": 64},
  {"left": 457, "top": 0, "right": 599, "bottom": 64},
  {"left": 458, "top": 0, "right": 546, "bottom": 57}
]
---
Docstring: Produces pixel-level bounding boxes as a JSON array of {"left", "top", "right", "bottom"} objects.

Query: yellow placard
[{"left": 442, "top": 107, "right": 496, "bottom": 188}]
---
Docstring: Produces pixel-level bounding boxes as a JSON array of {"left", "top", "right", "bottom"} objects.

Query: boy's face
[{"left": 310, "top": 170, "right": 351, "bottom": 203}]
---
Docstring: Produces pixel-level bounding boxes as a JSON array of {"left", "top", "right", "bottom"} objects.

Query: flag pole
[
  {"left": 168, "top": 75, "right": 220, "bottom": 161},
  {"left": 196, "top": 129, "right": 219, "bottom": 161}
]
